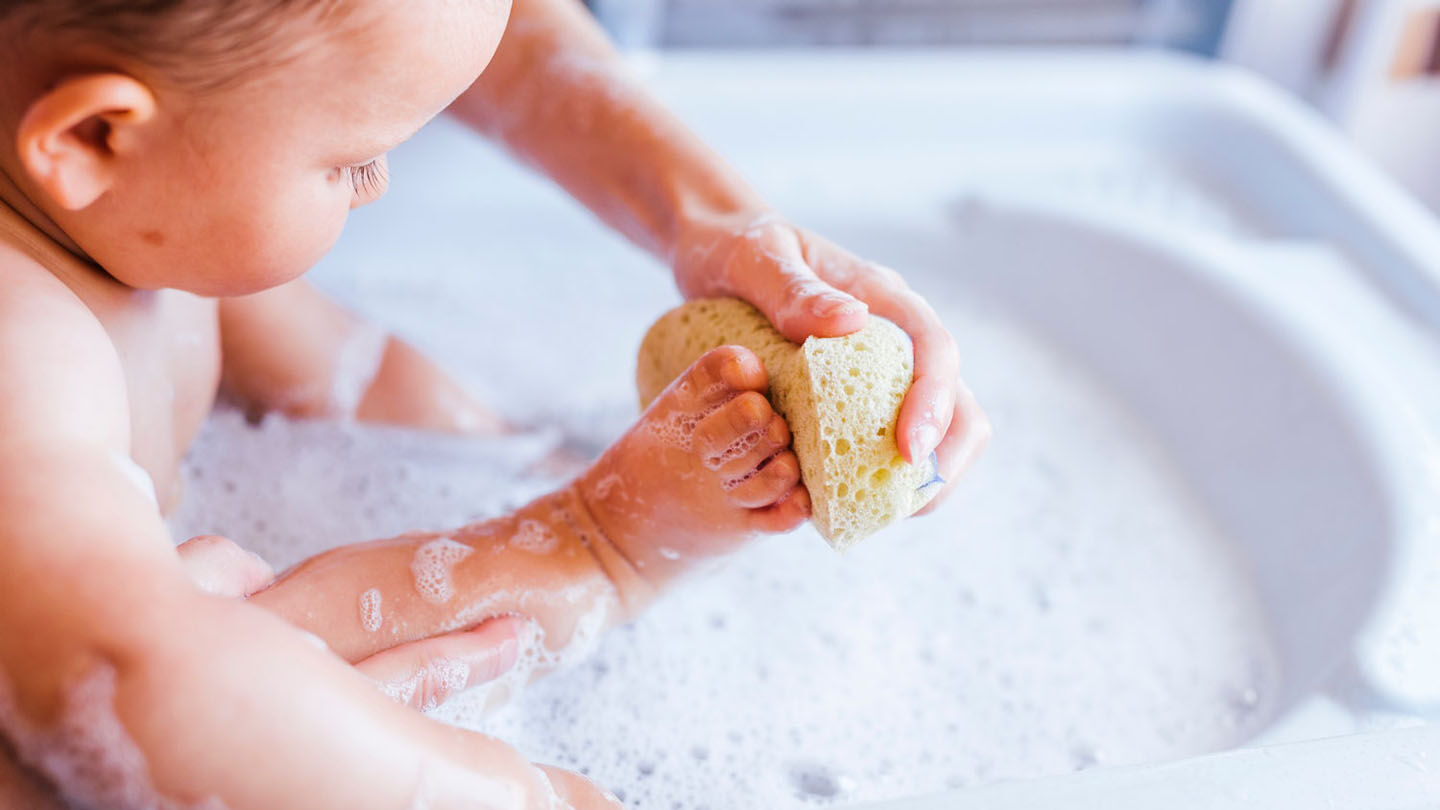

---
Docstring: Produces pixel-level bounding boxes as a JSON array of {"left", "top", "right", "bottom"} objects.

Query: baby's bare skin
[
  {"left": 0, "top": 195, "right": 501, "bottom": 515},
  {"left": 251, "top": 346, "right": 808, "bottom": 701},
  {"left": 0, "top": 191, "right": 807, "bottom": 810},
  {"left": 0, "top": 0, "right": 984, "bottom": 804},
  {"left": 0, "top": 195, "right": 220, "bottom": 513},
  {"left": 0, "top": 215, "right": 809, "bottom": 810}
]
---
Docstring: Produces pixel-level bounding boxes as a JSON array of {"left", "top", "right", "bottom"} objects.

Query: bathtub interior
[
  {"left": 828, "top": 205, "right": 1395, "bottom": 714},
  {"left": 167, "top": 54, "right": 1438, "bottom": 808}
]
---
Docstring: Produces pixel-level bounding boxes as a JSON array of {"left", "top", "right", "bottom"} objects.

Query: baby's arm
[
  {"left": 452, "top": 0, "right": 988, "bottom": 502},
  {"left": 251, "top": 346, "right": 810, "bottom": 677},
  {"left": 0, "top": 281, "right": 611, "bottom": 809},
  {"left": 219, "top": 277, "right": 505, "bottom": 434}
]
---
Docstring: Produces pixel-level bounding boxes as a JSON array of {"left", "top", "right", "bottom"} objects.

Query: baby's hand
[
  {"left": 177, "top": 535, "right": 521, "bottom": 711},
  {"left": 540, "top": 766, "right": 625, "bottom": 810},
  {"left": 578, "top": 345, "right": 810, "bottom": 591},
  {"left": 177, "top": 533, "right": 276, "bottom": 597}
]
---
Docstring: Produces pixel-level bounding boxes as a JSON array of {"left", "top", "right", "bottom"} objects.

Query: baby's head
[{"left": 0, "top": 0, "right": 511, "bottom": 295}]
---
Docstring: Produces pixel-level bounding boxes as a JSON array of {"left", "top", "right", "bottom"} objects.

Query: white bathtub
[{"left": 289, "top": 51, "right": 1440, "bottom": 807}]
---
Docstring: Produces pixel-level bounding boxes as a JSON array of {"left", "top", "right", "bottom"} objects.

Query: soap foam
[
  {"left": 331, "top": 324, "right": 389, "bottom": 418},
  {"left": 511, "top": 520, "right": 559, "bottom": 554},
  {"left": 590, "top": 474, "right": 623, "bottom": 502},
  {"left": 359, "top": 588, "right": 384, "bottom": 633},
  {"left": 433, "top": 592, "right": 617, "bottom": 728},
  {"left": 703, "top": 429, "right": 763, "bottom": 471},
  {"left": 377, "top": 658, "right": 473, "bottom": 713},
  {"left": 0, "top": 664, "right": 227, "bottom": 810},
  {"left": 720, "top": 468, "right": 758, "bottom": 493},
  {"left": 168, "top": 208, "right": 1283, "bottom": 809},
  {"left": 644, "top": 407, "right": 709, "bottom": 452},
  {"left": 410, "top": 539, "right": 475, "bottom": 605}
]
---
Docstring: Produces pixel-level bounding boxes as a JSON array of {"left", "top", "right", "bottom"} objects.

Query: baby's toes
[
  {"left": 749, "top": 484, "right": 812, "bottom": 533},
  {"left": 695, "top": 396, "right": 790, "bottom": 475},
  {"left": 678, "top": 345, "right": 768, "bottom": 407},
  {"left": 723, "top": 449, "right": 802, "bottom": 509}
]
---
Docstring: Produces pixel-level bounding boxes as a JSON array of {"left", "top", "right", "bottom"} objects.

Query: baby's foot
[{"left": 578, "top": 346, "right": 810, "bottom": 589}]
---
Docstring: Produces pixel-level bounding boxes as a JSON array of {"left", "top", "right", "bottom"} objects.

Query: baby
[{"left": 0, "top": 0, "right": 987, "bottom": 808}]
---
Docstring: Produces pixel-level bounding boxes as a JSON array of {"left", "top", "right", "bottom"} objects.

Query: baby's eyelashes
[{"left": 345, "top": 155, "right": 390, "bottom": 206}]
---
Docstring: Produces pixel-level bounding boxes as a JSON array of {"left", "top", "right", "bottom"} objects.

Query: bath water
[
  {"left": 167, "top": 124, "right": 1280, "bottom": 808},
  {"left": 170, "top": 294, "right": 1277, "bottom": 810}
]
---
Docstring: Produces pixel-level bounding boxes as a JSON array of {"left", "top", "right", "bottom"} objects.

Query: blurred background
[{"left": 584, "top": 0, "right": 1440, "bottom": 215}]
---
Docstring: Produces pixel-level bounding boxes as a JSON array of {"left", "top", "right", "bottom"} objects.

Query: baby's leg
[
  {"left": 251, "top": 346, "right": 808, "bottom": 684},
  {"left": 251, "top": 485, "right": 623, "bottom": 670}
]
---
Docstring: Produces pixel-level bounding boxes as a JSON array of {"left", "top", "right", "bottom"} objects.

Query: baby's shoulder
[{"left": 0, "top": 242, "right": 129, "bottom": 450}]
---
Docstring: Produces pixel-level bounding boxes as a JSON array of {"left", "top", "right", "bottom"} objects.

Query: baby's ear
[{"left": 15, "top": 73, "right": 157, "bottom": 210}]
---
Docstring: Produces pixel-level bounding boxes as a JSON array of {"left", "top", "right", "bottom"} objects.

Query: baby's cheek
[
  {"left": 231, "top": 194, "right": 349, "bottom": 294},
  {"left": 280, "top": 190, "right": 350, "bottom": 273}
]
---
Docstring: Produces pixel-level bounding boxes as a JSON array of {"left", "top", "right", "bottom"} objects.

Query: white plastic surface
[
  {"left": 644, "top": 49, "right": 1440, "bottom": 729},
  {"left": 850, "top": 726, "right": 1440, "bottom": 810},
  {"left": 294, "top": 52, "right": 1440, "bottom": 808},
  {"left": 646, "top": 51, "right": 1440, "bottom": 804}
]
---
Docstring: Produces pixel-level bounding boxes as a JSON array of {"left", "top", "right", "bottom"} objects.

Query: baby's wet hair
[{"left": 0, "top": 0, "right": 347, "bottom": 91}]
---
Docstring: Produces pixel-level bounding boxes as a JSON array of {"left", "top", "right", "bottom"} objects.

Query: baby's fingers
[
  {"left": 357, "top": 616, "right": 525, "bottom": 711},
  {"left": 749, "top": 485, "right": 812, "bottom": 533},
  {"left": 176, "top": 534, "right": 275, "bottom": 597},
  {"left": 536, "top": 765, "right": 624, "bottom": 810}
]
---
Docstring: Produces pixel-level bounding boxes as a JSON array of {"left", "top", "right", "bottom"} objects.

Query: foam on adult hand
[
  {"left": 433, "top": 591, "right": 616, "bottom": 727},
  {"left": 377, "top": 657, "right": 473, "bottom": 713},
  {"left": 637, "top": 298, "right": 939, "bottom": 550}
]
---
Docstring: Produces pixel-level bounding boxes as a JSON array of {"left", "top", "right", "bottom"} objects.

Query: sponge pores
[{"left": 636, "top": 298, "right": 940, "bottom": 551}]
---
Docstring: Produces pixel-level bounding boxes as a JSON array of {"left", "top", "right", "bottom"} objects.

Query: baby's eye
[{"left": 346, "top": 157, "right": 389, "bottom": 199}]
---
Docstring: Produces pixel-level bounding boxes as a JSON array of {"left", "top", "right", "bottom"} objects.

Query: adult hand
[
  {"left": 177, "top": 535, "right": 523, "bottom": 709},
  {"left": 671, "top": 213, "right": 989, "bottom": 513},
  {"left": 539, "top": 765, "right": 625, "bottom": 810}
]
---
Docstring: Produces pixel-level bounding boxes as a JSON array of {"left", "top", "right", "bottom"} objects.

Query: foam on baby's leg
[
  {"left": 702, "top": 429, "right": 763, "bottom": 471},
  {"left": 0, "top": 664, "right": 225, "bottom": 810},
  {"left": 643, "top": 404, "right": 719, "bottom": 452},
  {"left": 509, "top": 520, "right": 559, "bottom": 555},
  {"left": 409, "top": 538, "right": 474, "bottom": 605},
  {"left": 359, "top": 588, "right": 384, "bottom": 633},
  {"left": 330, "top": 323, "right": 390, "bottom": 418}
]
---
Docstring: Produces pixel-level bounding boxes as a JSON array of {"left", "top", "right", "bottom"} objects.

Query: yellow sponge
[{"left": 637, "top": 298, "right": 940, "bottom": 551}]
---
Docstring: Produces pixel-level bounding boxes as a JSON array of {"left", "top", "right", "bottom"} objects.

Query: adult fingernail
[
  {"left": 911, "top": 424, "right": 940, "bottom": 463},
  {"left": 811, "top": 293, "right": 864, "bottom": 319}
]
